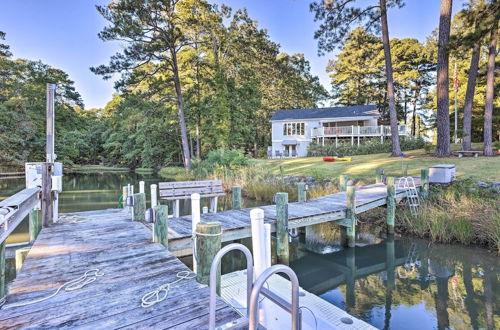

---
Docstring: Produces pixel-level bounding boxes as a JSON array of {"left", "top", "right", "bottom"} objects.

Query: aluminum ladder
[
  {"left": 208, "top": 243, "right": 302, "bottom": 330},
  {"left": 397, "top": 176, "right": 420, "bottom": 216}
]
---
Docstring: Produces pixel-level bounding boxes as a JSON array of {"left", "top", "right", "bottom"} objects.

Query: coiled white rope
[
  {"left": 2, "top": 269, "right": 104, "bottom": 309},
  {"left": 141, "top": 271, "right": 196, "bottom": 308}
]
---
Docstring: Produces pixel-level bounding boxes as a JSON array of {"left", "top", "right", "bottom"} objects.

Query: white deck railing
[{"left": 311, "top": 125, "right": 407, "bottom": 138}]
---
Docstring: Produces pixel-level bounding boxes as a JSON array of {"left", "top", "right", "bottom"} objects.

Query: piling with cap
[
  {"left": 195, "top": 221, "right": 222, "bottom": 293},
  {"left": 275, "top": 192, "right": 290, "bottom": 265},
  {"left": 139, "top": 181, "right": 145, "bottom": 194},
  {"left": 297, "top": 182, "right": 306, "bottom": 202},
  {"left": 132, "top": 193, "right": 146, "bottom": 221},
  {"left": 150, "top": 184, "right": 158, "bottom": 208},
  {"left": 250, "top": 208, "right": 266, "bottom": 277},
  {"left": 420, "top": 169, "right": 429, "bottom": 198},
  {"left": 153, "top": 205, "right": 168, "bottom": 248},
  {"left": 232, "top": 186, "right": 241, "bottom": 210},
  {"left": 386, "top": 177, "right": 396, "bottom": 234}
]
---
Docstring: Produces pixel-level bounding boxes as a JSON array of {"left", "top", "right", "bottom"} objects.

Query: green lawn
[{"left": 253, "top": 144, "right": 500, "bottom": 182}]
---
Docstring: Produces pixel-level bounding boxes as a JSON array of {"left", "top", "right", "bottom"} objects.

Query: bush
[{"left": 307, "top": 137, "right": 426, "bottom": 157}]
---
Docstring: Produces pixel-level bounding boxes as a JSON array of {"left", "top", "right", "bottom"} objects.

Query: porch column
[
  {"left": 380, "top": 124, "right": 384, "bottom": 143},
  {"left": 351, "top": 125, "right": 354, "bottom": 146},
  {"left": 335, "top": 135, "right": 338, "bottom": 147},
  {"left": 357, "top": 126, "right": 360, "bottom": 146}
]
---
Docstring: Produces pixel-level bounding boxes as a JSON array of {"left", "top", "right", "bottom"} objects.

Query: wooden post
[
  {"left": 338, "top": 174, "right": 348, "bottom": 191},
  {"left": 386, "top": 177, "right": 396, "bottom": 234},
  {"left": 122, "top": 186, "right": 127, "bottom": 208},
  {"left": 195, "top": 221, "right": 222, "bottom": 293},
  {"left": 232, "top": 186, "right": 241, "bottom": 210},
  {"left": 153, "top": 205, "right": 168, "bottom": 248},
  {"left": 375, "top": 168, "right": 384, "bottom": 184},
  {"left": 0, "top": 241, "right": 4, "bottom": 301},
  {"left": 275, "top": 192, "right": 289, "bottom": 265},
  {"left": 345, "top": 185, "right": 356, "bottom": 248},
  {"left": 420, "top": 169, "right": 429, "bottom": 198},
  {"left": 41, "top": 163, "right": 53, "bottom": 228},
  {"left": 132, "top": 193, "right": 146, "bottom": 221},
  {"left": 15, "top": 247, "right": 30, "bottom": 274},
  {"left": 297, "top": 182, "right": 306, "bottom": 202},
  {"left": 29, "top": 210, "right": 40, "bottom": 241}
]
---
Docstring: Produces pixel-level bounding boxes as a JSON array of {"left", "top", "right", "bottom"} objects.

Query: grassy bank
[{"left": 67, "top": 165, "right": 130, "bottom": 173}]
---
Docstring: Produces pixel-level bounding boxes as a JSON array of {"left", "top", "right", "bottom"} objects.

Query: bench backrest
[{"left": 158, "top": 180, "right": 224, "bottom": 200}]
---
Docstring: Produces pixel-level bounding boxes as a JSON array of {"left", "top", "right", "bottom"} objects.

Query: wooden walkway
[
  {"left": 166, "top": 181, "right": 419, "bottom": 256},
  {"left": 0, "top": 209, "right": 238, "bottom": 329}
]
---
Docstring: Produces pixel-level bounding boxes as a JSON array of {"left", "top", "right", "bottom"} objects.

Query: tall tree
[
  {"left": 91, "top": 0, "right": 206, "bottom": 169},
  {"left": 483, "top": 12, "right": 498, "bottom": 156},
  {"left": 310, "top": 0, "right": 404, "bottom": 156},
  {"left": 435, "top": 0, "right": 453, "bottom": 156}
]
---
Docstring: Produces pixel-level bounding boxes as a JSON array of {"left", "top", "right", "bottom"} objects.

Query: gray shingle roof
[{"left": 270, "top": 105, "right": 379, "bottom": 121}]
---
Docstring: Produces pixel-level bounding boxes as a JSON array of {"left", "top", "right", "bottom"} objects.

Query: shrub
[
  {"left": 423, "top": 143, "right": 433, "bottom": 154},
  {"left": 307, "top": 137, "right": 426, "bottom": 157}
]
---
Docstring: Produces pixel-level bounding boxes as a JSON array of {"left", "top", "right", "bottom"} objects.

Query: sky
[{"left": 0, "top": 0, "right": 466, "bottom": 109}]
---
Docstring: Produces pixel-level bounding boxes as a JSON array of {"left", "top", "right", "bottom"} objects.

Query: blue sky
[{"left": 0, "top": 0, "right": 466, "bottom": 109}]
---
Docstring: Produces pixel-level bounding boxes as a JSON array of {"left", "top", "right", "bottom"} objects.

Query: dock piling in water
[
  {"left": 196, "top": 221, "right": 222, "bottom": 293},
  {"left": 122, "top": 186, "right": 127, "bottom": 208},
  {"left": 139, "top": 181, "right": 145, "bottom": 194},
  {"left": 345, "top": 185, "right": 356, "bottom": 248},
  {"left": 275, "top": 192, "right": 290, "bottom": 265},
  {"left": 232, "top": 186, "right": 241, "bottom": 210},
  {"left": 153, "top": 205, "right": 168, "bottom": 248},
  {"left": 132, "top": 193, "right": 146, "bottom": 221},
  {"left": 150, "top": 184, "right": 158, "bottom": 208},
  {"left": 386, "top": 177, "right": 396, "bottom": 234}
]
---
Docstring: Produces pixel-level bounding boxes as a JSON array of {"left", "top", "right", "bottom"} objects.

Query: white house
[{"left": 269, "top": 105, "right": 407, "bottom": 158}]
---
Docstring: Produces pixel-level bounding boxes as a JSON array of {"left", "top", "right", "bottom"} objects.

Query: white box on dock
[{"left": 429, "top": 164, "right": 456, "bottom": 183}]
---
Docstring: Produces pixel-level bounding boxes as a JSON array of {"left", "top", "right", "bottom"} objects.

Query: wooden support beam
[
  {"left": 375, "top": 168, "right": 384, "bottom": 184},
  {"left": 345, "top": 185, "right": 356, "bottom": 248},
  {"left": 132, "top": 193, "right": 146, "bottom": 221},
  {"left": 275, "top": 192, "right": 290, "bottom": 265},
  {"left": 338, "top": 174, "right": 348, "bottom": 192},
  {"left": 297, "top": 182, "right": 306, "bottom": 202},
  {"left": 153, "top": 205, "right": 168, "bottom": 248},
  {"left": 41, "top": 163, "right": 53, "bottom": 228},
  {"left": 195, "top": 221, "right": 221, "bottom": 294},
  {"left": 386, "top": 177, "right": 396, "bottom": 234},
  {"left": 232, "top": 186, "right": 241, "bottom": 210},
  {"left": 420, "top": 169, "right": 429, "bottom": 198}
]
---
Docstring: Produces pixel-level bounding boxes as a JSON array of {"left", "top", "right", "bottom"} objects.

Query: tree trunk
[
  {"left": 380, "top": 0, "right": 401, "bottom": 156},
  {"left": 483, "top": 16, "right": 498, "bottom": 156},
  {"left": 462, "top": 41, "right": 481, "bottom": 151},
  {"left": 171, "top": 50, "right": 191, "bottom": 169},
  {"left": 412, "top": 88, "right": 420, "bottom": 136},
  {"left": 436, "top": 0, "right": 453, "bottom": 156},
  {"left": 403, "top": 89, "right": 408, "bottom": 125}
]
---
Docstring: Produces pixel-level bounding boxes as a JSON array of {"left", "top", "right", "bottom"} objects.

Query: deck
[
  {"left": 165, "top": 181, "right": 418, "bottom": 256},
  {"left": 0, "top": 209, "right": 237, "bottom": 329}
]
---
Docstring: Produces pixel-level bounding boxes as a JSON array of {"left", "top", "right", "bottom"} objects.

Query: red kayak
[{"left": 323, "top": 157, "right": 335, "bottom": 162}]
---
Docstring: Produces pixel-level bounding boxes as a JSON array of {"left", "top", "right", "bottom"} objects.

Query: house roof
[{"left": 270, "top": 105, "right": 379, "bottom": 121}]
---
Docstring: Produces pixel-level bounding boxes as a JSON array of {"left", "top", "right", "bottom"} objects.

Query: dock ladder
[
  {"left": 397, "top": 177, "right": 420, "bottom": 216},
  {"left": 208, "top": 243, "right": 301, "bottom": 330}
]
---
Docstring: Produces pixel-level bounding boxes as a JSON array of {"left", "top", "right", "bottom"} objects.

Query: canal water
[{"left": 1, "top": 172, "right": 498, "bottom": 329}]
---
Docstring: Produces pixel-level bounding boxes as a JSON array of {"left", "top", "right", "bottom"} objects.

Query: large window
[{"left": 283, "top": 122, "right": 305, "bottom": 136}]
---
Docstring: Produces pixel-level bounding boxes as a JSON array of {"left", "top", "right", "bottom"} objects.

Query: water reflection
[{"left": 290, "top": 238, "right": 499, "bottom": 330}]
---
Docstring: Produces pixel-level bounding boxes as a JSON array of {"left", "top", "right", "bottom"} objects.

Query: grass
[
  {"left": 158, "top": 166, "right": 192, "bottom": 181},
  {"left": 67, "top": 165, "right": 130, "bottom": 172},
  {"left": 252, "top": 143, "right": 500, "bottom": 182},
  {"left": 135, "top": 167, "right": 155, "bottom": 173}
]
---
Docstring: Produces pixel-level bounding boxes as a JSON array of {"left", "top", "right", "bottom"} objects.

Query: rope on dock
[
  {"left": 141, "top": 271, "right": 196, "bottom": 308},
  {"left": 2, "top": 269, "right": 104, "bottom": 309}
]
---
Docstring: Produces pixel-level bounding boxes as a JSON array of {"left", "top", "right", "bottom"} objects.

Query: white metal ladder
[{"left": 397, "top": 177, "right": 420, "bottom": 216}]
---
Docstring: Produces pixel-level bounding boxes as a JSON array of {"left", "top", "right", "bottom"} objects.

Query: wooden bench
[
  {"left": 158, "top": 180, "right": 225, "bottom": 217},
  {"left": 454, "top": 150, "right": 482, "bottom": 158}
]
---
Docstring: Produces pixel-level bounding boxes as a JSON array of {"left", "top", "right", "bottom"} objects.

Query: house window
[{"left": 283, "top": 122, "right": 305, "bottom": 136}]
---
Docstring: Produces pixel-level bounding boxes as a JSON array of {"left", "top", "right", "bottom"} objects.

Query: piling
[
  {"left": 386, "top": 177, "right": 396, "bottom": 234},
  {"left": 15, "top": 247, "right": 30, "bottom": 274},
  {"left": 153, "top": 205, "right": 168, "bottom": 248},
  {"left": 232, "top": 186, "right": 241, "bottom": 210},
  {"left": 195, "top": 221, "right": 222, "bottom": 294},
  {"left": 150, "top": 184, "right": 158, "bottom": 208},
  {"left": 29, "top": 210, "right": 41, "bottom": 241},
  {"left": 139, "top": 181, "right": 145, "bottom": 194},
  {"left": 41, "top": 163, "right": 53, "bottom": 228},
  {"left": 132, "top": 193, "right": 146, "bottom": 221},
  {"left": 338, "top": 174, "right": 348, "bottom": 191},
  {"left": 275, "top": 192, "right": 289, "bottom": 265},
  {"left": 0, "top": 242, "right": 5, "bottom": 300},
  {"left": 375, "top": 168, "right": 384, "bottom": 184},
  {"left": 420, "top": 169, "right": 429, "bottom": 198},
  {"left": 345, "top": 185, "right": 356, "bottom": 248},
  {"left": 386, "top": 236, "right": 395, "bottom": 289},
  {"left": 191, "top": 193, "right": 201, "bottom": 272},
  {"left": 297, "top": 182, "right": 306, "bottom": 202},
  {"left": 345, "top": 248, "right": 356, "bottom": 309},
  {"left": 122, "top": 186, "right": 127, "bottom": 208},
  {"left": 250, "top": 208, "right": 267, "bottom": 277}
]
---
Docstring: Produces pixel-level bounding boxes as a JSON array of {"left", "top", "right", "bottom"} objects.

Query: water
[{"left": 1, "top": 172, "right": 498, "bottom": 329}]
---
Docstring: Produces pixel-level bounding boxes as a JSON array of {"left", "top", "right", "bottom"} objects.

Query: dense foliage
[{"left": 307, "top": 137, "right": 426, "bottom": 157}]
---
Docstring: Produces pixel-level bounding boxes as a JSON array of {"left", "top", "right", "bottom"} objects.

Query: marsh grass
[{"left": 397, "top": 180, "right": 500, "bottom": 252}]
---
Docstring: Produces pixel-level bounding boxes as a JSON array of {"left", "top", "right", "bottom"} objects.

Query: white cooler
[{"left": 429, "top": 164, "right": 456, "bottom": 183}]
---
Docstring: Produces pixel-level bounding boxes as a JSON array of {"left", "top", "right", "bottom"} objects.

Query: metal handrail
[
  {"left": 248, "top": 264, "right": 301, "bottom": 330},
  {"left": 209, "top": 243, "right": 254, "bottom": 330}
]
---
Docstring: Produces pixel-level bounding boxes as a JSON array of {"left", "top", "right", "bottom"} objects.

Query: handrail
[
  {"left": 312, "top": 125, "right": 407, "bottom": 137},
  {"left": 0, "top": 188, "right": 40, "bottom": 244},
  {"left": 248, "top": 264, "right": 301, "bottom": 330},
  {"left": 209, "top": 243, "right": 254, "bottom": 330}
]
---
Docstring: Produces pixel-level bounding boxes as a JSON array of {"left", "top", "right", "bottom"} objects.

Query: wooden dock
[
  {"left": 0, "top": 209, "right": 238, "bottom": 329},
  {"left": 165, "top": 181, "right": 419, "bottom": 256}
]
